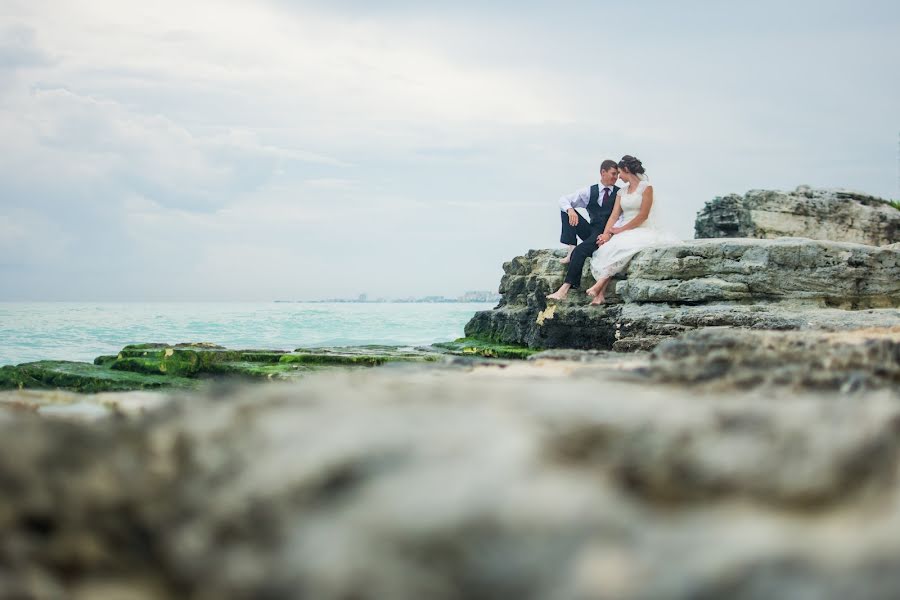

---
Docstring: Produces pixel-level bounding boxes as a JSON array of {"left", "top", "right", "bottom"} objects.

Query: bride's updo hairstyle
[{"left": 618, "top": 155, "right": 645, "bottom": 175}]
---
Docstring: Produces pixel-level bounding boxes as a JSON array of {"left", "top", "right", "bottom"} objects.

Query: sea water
[{"left": 0, "top": 302, "right": 497, "bottom": 366}]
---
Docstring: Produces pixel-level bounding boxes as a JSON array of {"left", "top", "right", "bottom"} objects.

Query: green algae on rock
[
  {"left": 92, "top": 355, "right": 118, "bottom": 367},
  {"left": 2, "top": 342, "right": 453, "bottom": 393},
  {"left": 0, "top": 361, "right": 200, "bottom": 393},
  {"left": 112, "top": 343, "right": 247, "bottom": 376},
  {"left": 432, "top": 338, "right": 539, "bottom": 359}
]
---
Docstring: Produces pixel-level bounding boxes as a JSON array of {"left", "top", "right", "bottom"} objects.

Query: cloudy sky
[{"left": 1, "top": 0, "right": 898, "bottom": 300}]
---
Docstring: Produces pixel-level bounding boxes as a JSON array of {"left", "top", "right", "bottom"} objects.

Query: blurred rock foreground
[
  {"left": 1, "top": 325, "right": 900, "bottom": 600},
  {"left": 1, "top": 187, "right": 899, "bottom": 599}
]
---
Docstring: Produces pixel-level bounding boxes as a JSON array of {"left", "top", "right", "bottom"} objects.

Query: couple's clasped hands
[{"left": 596, "top": 226, "right": 623, "bottom": 246}]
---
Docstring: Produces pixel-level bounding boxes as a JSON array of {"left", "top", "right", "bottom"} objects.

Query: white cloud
[
  {"left": 0, "top": 209, "right": 75, "bottom": 266},
  {"left": 0, "top": 0, "right": 897, "bottom": 300}
]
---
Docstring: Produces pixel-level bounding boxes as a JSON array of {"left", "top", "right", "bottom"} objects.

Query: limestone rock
[
  {"left": 614, "top": 303, "right": 900, "bottom": 351},
  {"left": 694, "top": 186, "right": 899, "bottom": 246},
  {"left": 619, "top": 238, "right": 899, "bottom": 308},
  {"left": 465, "top": 240, "right": 900, "bottom": 350}
]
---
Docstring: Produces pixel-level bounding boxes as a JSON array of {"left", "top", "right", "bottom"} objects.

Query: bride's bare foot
[
  {"left": 589, "top": 292, "right": 605, "bottom": 305},
  {"left": 585, "top": 288, "right": 598, "bottom": 298}
]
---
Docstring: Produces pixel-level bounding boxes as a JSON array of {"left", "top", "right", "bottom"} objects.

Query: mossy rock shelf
[
  {"left": 1, "top": 341, "right": 493, "bottom": 393},
  {"left": 0, "top": 361, "right": 201, "bottom": 394}
]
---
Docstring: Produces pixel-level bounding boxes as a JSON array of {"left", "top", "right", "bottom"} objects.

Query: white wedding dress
[{"left": 590, "top": 179, "right": 679, "bottom": 280}]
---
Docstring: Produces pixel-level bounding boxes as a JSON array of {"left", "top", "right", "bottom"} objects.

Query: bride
[{"left": 585, "top": 155, "right": 678, "bottom": 305}]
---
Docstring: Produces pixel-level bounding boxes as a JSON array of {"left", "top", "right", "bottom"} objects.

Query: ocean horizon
[{"left": 0, "top": 301, "right": 497, "bottom": 366}]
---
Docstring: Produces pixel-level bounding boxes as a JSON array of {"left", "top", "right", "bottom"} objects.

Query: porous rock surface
[
  {"left": 465, "top": 239, "right": 900, "bottom": 350},
  {"left": 694, "top": 186, "right": 899, "bottom": 246},
  {"left": 644, "top": 326, "right": 900, "bottom": 391},
  {"left": 2, "top": 336, "right": 900, "bottom": 599}
]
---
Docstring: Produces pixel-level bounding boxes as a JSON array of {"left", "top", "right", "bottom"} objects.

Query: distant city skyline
[
  {"left": 1, "top": 1, "right": 898, "bottom": 300},
  {"left": 276, "top": 290, "right": 502, "bottom": 303}
]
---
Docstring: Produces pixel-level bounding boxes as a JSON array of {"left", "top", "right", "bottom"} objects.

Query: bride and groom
[{"left": 547, "top": 155, "right": 677, "bottom": 305}]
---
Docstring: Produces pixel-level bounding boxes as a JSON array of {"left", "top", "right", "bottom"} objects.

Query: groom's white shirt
[{"left": 558, "top": 184, "right": 624, "bottom": 227}]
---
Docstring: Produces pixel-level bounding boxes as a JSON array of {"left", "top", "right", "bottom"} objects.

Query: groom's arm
[{"left": 558, "top": 187, "right": 590, "bottom": 226}]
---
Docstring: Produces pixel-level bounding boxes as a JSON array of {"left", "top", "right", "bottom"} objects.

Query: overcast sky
[{"left": 1, "top": 0, "right": 898, "bottom": 300}]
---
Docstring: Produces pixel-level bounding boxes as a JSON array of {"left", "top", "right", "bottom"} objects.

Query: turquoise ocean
[{"left": 0, "top": 302, "right": 496, "bottom": 366}]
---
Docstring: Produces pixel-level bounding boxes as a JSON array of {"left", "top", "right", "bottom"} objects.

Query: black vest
[{"left": 586, "top": 184, "right": 618, "bottom": 228}]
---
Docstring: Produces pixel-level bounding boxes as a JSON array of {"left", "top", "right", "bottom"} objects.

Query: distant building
[
  {"left": 458, "top": 290, "right": 501, "bottom": 302},
  {"left": 358, "top": 293, "right": 368, "bottom": 302}
]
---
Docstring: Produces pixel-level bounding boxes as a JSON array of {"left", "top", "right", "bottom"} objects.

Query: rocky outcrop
[
  {"left": 694, "top": 186, "right": 899, "bottom": 246},
  {"left": 3, "top": 340, "right": 900, "bottom": 599},
  {"left": 464, "top": 239, "right": 900, "bottom": 350}
]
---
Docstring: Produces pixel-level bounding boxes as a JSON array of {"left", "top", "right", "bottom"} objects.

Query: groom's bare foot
[
  {"left": 560, "top": 247, "right": 575, "bottom": 264},
  {"left": 547, "top": 283, "right": 571, "bottom": 301}
]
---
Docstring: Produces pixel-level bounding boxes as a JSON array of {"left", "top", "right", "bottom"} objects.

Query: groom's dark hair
[{"left": 600, "top": 159, "right": 618, "bottom": 172}]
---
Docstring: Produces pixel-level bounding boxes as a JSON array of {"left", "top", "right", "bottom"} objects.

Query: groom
[{"left": 547, "top": 160, "right": 620, "bottom": 300}]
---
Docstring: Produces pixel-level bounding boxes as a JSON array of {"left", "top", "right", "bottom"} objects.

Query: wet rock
[{"left": 694, "top": 187, "right": 899, "bottom": 246}]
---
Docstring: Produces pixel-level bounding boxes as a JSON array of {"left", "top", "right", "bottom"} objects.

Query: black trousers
[{"left": 559, "top": 211, "right": 603, "bottom": 288}]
